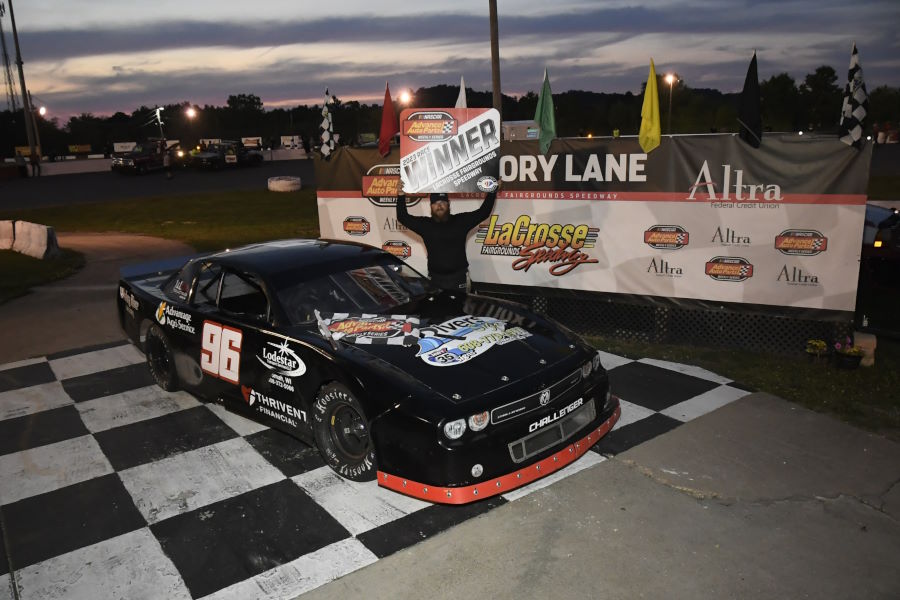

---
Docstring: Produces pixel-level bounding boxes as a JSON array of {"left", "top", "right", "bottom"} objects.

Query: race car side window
[
  {"left": 163, "top": 263, "right": 196, "bottom": 302},
  {"left": 193, "top": 263, "right": 223, "bottom": 308},
  {"left": 219, "top": 271, "right": 270, "bottom": 323}
]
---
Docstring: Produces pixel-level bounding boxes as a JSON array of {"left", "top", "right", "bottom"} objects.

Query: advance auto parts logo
[
  {"left": 402, "top": 111, "right": 457, "bottom": 142},
  {"left": 382, "top": 240, "right": 412, "bottom": 259},
  {"left": 362, "top": 164, "right": 423, "bottom": 208},
  {"left": 342, "top": 216, "right": 370, "bottom": 237},
  {"left": 705, "top": 256, "right": 754, "bottom": 282},
  {"left": 644, "top": 225, "right": 689, "bottom": 250},
  {"left": 775, "top": 229, "right": 828, "bottom": 256},
  {"left": 476, "top": 215, "right": 600, "bottom": 276}
]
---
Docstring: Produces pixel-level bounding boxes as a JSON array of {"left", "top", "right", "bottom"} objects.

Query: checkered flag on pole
[
  {"left": 320, "top": 88, "right": 336, "bottom": 158},
  {"left": 838, "top": 43, "right": 868, "bottom": 148}
]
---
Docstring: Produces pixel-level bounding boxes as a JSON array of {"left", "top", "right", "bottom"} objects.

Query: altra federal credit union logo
[
  {"left": 644, "top": 225, "right": 689, "bottom": 249},
  {"left": 475, "top": 214, "right": 599, "bottom": 276},
  {"left": 774, "top": 229, "right": 828, "bottom": 256}
]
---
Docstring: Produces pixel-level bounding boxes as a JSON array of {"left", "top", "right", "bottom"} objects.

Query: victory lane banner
[
  {"left": 399, "top": 108, "right": 501, "bottom": 194},
  {"left": 315, "top": 135, "right": 871, "bottom": 314}
]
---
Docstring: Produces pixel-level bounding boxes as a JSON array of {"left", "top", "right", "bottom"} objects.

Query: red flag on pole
[{"left": 379, "top": 83, "right": 398, "bottom": 157}]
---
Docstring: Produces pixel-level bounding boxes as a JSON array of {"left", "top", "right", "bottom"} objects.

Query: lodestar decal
[
  {"left": 415, "top": 315, "right": 532, "bottom": 367},
  {"left": 476, "top": 215, "right": 599, "bottom": 275},
  {"left": 257, "top": 339, "right": 306, "bottom": 377},
  {"left": 705, "top": 256, "right": 754, "bottom": 282},
  {"left": 644, "top": 225, "right": 689, "bottom": 250},
  {"left": 775, "top": 229, "right": 828, "bottom": 256}
]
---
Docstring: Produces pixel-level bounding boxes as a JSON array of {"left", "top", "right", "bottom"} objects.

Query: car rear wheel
[
  {"left": 146, "top": 324, "right": 178, "bottom": 391},
  {"left": 313, "top": 382, "right": 376, "bottom": 481}
]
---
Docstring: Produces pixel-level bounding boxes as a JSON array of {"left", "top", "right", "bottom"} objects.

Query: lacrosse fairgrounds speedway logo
[
  {"left": 400, "top": 108, "right": 501, "bottom": 194},
  {"left": 475, "top": 215, "right": 600, "bottom": 276}
]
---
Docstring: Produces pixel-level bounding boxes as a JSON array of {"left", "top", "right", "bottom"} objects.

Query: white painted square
[
  {"left": 198, "top": 538, "right": 377, "bottom": 600},
  {"left": 637, "top": 358, "right": 732, "bottom": 384},
  {"left": 205, "top": 403, "right": 269, "bottom": 436},
  {"left": 0, "top": 435, "right": 113, "bottom": 505},
  {"left": 292, "top": 467, "right": 429, "bottom": 536},
  {"left": 14, "top": 528, "right": 191, "bottom": 600},
  {"left": 501, "top": 451, "right": 606, "bottom": 502},
  {"left": 660, "top": 384, "right": 750, "bottom": 422},
  {"left": 613, "top": 399, "right": 657, "bottom": 430},
  {"left": 0, "top": 381, "right": 72, "bottom": 421},
  {"left": 0, "top": 356, "right": 47, "bottom": 373},
  {"left": 596, "top": 350, "right": 634, "bottom": 371},
  {"left": 76, "top": 386, "right": 201, "bottom": 433},
  {"left": 48, "top": 344, "right": 145, "bottom": 381},
  {"left": 0, "top": 574, "right": 12, "bottom": 600},
  {"left": 119, "top": 437, "right": 284, "bottom": 524}
]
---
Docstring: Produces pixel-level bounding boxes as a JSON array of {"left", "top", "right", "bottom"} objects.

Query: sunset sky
[{"left": 5, "top": 0, "right": 899, "bottom": 118}]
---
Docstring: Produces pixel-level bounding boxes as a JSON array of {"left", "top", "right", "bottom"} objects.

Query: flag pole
[{"left": 489, "top": 0, "right": 502, "bottom": 118}]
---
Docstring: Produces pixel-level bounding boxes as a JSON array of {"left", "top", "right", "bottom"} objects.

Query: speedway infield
[{"left": 1, "top": 234, "right": 898, "bottom": 600}]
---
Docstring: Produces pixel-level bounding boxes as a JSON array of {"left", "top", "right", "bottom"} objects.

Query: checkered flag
[
  {"left": 838, "top": 43, "right": 869, "bottom": 149},
  {"left": 442, "top": 122, "right": 454, "bottom": 134},
  {"left": 675, "top": 233, "right": 687, "bottom": 244},
  {"left": 812, "top": 239, "right": 824, "bottom": 250},
  {"left": 320, "top": 88, "right": 336, "bottom": 159},
  {"left": 739, "top": 266, "right": 751, "bottom": 277}
]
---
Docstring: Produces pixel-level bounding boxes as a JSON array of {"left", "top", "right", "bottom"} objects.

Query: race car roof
[{"left": 208, "top": 239, "right": 388, "bottom": 281}]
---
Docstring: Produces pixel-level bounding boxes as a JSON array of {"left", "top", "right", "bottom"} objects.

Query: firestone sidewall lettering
[
  {"left": 415, "top": 315, "right": 532, "bottom": 367},
  {"left": 529, "top": 397, "right": 584, "bottom": 433},
  {"left": 257, "top": 340, "right": 306, "bottom": 377},
  {"left": 476, "top": 215, "right": 600, "bottom": 276}
]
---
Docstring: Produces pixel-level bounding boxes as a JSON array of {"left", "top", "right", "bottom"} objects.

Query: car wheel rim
[
  {"left": 329, "top": 404, "right": 369, "bottom": 460},
  {"left": 148, "top": 337, "right": 170, "bottom": 378}
]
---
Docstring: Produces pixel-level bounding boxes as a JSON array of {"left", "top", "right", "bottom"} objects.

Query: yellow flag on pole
[{"left": 639, "top": 59, "right": 661, "bottom": 153}]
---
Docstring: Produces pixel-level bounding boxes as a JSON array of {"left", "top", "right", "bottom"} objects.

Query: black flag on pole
[
  {"left": 839, "top": 43, "right": 869, "bottom": 148},
  {"left": 737, "top": 52, "right": 762, "bottom": 148}
]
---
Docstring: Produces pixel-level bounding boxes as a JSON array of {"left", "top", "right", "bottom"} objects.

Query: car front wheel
[
  {"left": 313, "top": 382, "right": 376, "bottom": 481},
  {"left": 145, "top": 324, "right": 178, "bottom": 391}
]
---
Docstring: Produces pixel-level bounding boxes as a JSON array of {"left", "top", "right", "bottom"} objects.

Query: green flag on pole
[
  {"left": 639, "top": 59, "right": 661, "bottom": 153},
  {"left": 534, "top": 68, "right": 556, "bottom": 154}
]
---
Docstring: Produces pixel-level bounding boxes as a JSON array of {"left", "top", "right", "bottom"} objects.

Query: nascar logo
[
  {"left": 382, "top": 240, "right": 412, "bottom": 259},
  {"left": 342, "top": 217, "right": 370, "bottom": 236},
  {"left": 705, "top": 256, "right": 754, "bottom": 282},
  {"left": 774, "top": 229, "right": 828, "bottom": 256},
  {"left": 644, "top": 225, "right": 689, "bottom": 250},
  {"left": 402, "top": 111, "right": 458, "bottom": 142}
]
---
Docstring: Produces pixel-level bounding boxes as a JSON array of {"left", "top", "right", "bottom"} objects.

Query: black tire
[
  {"left": 313, "top": 382, "right": 376, "bottom": 481},
  {"left": 145, "top": 324, "right": 178, "bottom": 391}
]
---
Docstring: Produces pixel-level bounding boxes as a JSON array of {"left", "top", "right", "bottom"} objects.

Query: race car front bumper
[{"left": 376, "top": 400, "right": 620, "bottom": 504}]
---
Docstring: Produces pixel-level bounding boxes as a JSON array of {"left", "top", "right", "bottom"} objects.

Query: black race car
[{"left": 117, "top": 239, "right": 619, "bottom": 504}]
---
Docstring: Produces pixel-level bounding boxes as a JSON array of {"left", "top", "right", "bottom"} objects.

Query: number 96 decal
[{"left": 201, "top": 320, "right": 243, "bottom": 384}]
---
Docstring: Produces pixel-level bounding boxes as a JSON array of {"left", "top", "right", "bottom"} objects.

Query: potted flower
[
  {"left": 833, "top": 336, "right": 863, "bottom": 369},
  {"left": 805, "top": 339, "right": 827, "bottom": 362}
]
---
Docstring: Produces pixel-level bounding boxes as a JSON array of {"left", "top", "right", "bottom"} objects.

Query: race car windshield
[{"left": 278, "top": 261, "right": 432, "bottom": 325}]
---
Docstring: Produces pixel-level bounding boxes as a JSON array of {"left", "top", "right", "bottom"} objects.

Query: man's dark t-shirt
[{"left": 396, "top": 192, "right": 496, "bottom": 287}]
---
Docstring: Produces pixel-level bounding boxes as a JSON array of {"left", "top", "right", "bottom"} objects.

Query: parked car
[
  {"left": 117, "top": 239, "right": 620, "bottom": 504},
  {"left": 191, "top": 140, "right": 263, "bottom": 169},
  {"left": 110, "top": 142, "right": 165, "bottom": 174}
]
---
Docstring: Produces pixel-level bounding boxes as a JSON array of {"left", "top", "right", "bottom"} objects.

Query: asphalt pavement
[
  {"left": 2, "top": 233, "right": 898, "bottom": 599},
  {"left": 0, "top": 159, "right": 316, "bottom": 211}
]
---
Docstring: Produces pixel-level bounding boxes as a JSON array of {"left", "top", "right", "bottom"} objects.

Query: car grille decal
[
  {"left": 508, "top": 399, "right": 596, "bottom": 463},
  {"left": 490, "top": 368, "right": 582, "bottom": 425}
]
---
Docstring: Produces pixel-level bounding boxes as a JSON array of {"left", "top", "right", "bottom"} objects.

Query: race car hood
[{"left": 317, "top": 294, "right": 591, "bottom": 404}]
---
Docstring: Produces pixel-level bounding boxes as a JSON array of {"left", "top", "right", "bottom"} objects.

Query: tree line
[{"left": 1, "top": 66, "right": 897, "bottom": 158}]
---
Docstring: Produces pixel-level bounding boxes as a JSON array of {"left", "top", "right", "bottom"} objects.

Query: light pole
[
  {"left": 7, "top": 0, "right": 37, "bottom": 158},
  {"left": 489, "top": 0, "right": 502, "bottom": 117},
  {"left": 664, "top": 73, "right": 676, "bottom": 135}
]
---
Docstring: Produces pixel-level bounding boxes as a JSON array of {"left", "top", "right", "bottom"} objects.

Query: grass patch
[
  {"left": 0, "top": 249, "right": 86, "bottom": 303},
  {"left": 4, "top": 189, "right": 321, "bottom": 252},
  {"left": 867, "top": 175, "right": 900, "bottom": 200},
  {"left": 589, "top": 335, "right": 900, "bottom": 441}
]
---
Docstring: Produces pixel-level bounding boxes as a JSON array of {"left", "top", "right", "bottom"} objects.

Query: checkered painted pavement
[{"left": 0, "top": 341, "right": 753, "bottom": 600}]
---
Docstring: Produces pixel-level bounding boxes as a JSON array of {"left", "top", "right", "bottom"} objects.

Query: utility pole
[
  {"left": 488, "top": 0, "right": 501, "bottom": 118},
  {"left": 0, "top": 3, "right": 21, "bottom": 113},
  {"left": 7, "top": 0, "right": 36, "bottom": 158}
]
